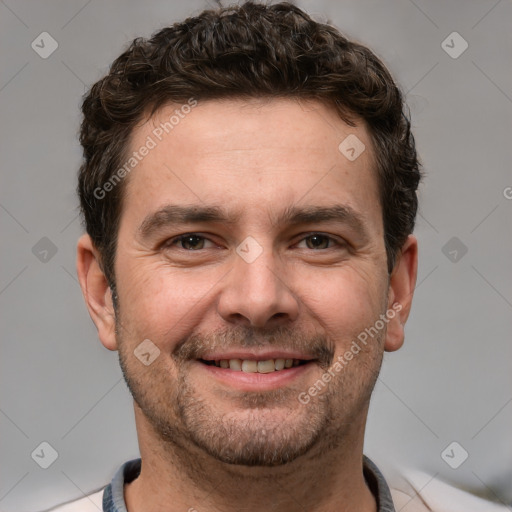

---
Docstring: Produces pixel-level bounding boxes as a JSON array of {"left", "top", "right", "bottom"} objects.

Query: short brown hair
[{"left": 78, "top": 1, "right": 421, "bottom": 289}]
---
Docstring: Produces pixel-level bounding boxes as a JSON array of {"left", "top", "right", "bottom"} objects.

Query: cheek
[
  {"left": 117, "top": 261, "right": 219, "bottom": 346},
  {"left": 116, "top": 254, "right": 387, "bottom": 353},
  {"left": 301, "top": 267, "right": 386, "bottom": 343}
]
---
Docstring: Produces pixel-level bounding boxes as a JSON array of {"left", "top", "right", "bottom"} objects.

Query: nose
[{"left": 217, "top": 245, "right": 300, "bottom": 329}]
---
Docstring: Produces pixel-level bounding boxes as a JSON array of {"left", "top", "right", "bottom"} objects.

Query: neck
[{"left": 124, "top": 406, "right": 377, "bottom": 512}]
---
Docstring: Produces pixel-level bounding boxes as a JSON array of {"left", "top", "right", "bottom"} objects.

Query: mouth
[
  {"left": 195, "top": 355, "right": 317, "bottom": 391},
  {"left": 199, "top": 358, "right": 310, "bottom": 373}
]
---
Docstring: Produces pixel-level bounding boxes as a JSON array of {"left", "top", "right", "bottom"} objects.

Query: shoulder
[
  {"left": 390, "top": 487, "right": 431, "bottom": 511},
  {"left": 39, "top": 488, "right": 105, "bottom": 512},
  {"left": 390, "top": 469, "right": 511, "bottom": 512}
]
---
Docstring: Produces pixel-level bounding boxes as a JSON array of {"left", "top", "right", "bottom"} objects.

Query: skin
[{"left": 77, "top": 98, "right": 418, "bottom": 512}]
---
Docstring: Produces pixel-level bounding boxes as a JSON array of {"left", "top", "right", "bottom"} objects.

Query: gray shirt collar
[{"left": 103, "top": 455, "right": 395, "bottom": 511}]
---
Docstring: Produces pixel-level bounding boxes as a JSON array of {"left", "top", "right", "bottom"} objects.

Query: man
[{"left": 55, "top": 2, "right": 424, "bottom": 510}]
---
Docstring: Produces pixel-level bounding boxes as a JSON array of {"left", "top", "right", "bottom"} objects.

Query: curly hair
[{"left": 78, "top": 1, "right": 421, "bottom": 289}]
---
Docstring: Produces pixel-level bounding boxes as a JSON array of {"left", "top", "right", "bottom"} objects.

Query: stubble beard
[{"left": 116, "top": 319, "right": 384, "bottom": 469}]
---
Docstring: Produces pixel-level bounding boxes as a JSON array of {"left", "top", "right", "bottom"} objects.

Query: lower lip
[{"left": 194, "top": 360, "right": 316, "bottom": 391}]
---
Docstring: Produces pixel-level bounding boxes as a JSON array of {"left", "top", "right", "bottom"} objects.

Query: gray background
[{"left": 1, "top": 0, "right": 511, "bottom": 510}]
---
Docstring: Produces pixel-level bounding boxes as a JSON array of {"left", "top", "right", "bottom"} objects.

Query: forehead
[{"left": 121, "top": 98, "right": 382, "bottom": 235}]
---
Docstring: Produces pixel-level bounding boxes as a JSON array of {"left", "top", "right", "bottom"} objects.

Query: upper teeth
[{"left": 215, "top": 358, "right": 299, "bottom": 372}]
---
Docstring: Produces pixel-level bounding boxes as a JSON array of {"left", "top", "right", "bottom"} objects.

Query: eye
[
  {"left": 165, "top": 234, "right": 216, "bottom": 251},
  {"left": 296, "top": 233, "right": 343, "bottom": 250},
  {"left": 163, "top": 233, "right": 344, "bottom": 252}
]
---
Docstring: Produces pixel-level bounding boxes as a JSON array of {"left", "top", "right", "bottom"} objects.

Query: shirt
[
  {"left": 44, "top": 455, "right": 398, "bottom": 511},
  {"left": 43, "top": 457, "right": 512, "bottom": 512}
]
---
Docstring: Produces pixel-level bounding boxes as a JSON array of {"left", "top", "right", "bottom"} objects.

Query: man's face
[{"left": 108, "top": 99, "right": 393, "bottom": 466}]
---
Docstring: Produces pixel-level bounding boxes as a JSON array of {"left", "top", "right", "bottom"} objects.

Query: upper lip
[{"left": 199, "top": 351, "right": 316, "bottom": 361}]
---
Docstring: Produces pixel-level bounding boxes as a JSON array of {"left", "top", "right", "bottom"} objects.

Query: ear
[
  {"left": 76, "top": 233, "right": 118, "bottom": 351},
  {"left": 384, "top": 234, "right": 418, "bottom": 352}
]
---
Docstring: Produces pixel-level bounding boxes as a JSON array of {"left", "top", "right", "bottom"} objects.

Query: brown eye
[
  {"left": 296, "top": 234, "right": 342, "bottom": 250},
  {"left": 180, "top": 235, "right": 205, "bottom": 250},
  {"left": 304, "top": 234, "right": 331, "bottom": 249},
  {"left": 166, "top": 234, "right": 214, "bottom": 250}
]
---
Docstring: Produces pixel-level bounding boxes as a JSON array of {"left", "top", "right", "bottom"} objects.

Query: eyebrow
[{"left": 138, "top": 203, "right": 369, "bottom": 241}]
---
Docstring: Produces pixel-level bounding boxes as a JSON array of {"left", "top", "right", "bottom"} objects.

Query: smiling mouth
[{"left": 199, "top": 358, "right": 312, "bottom": 373}]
